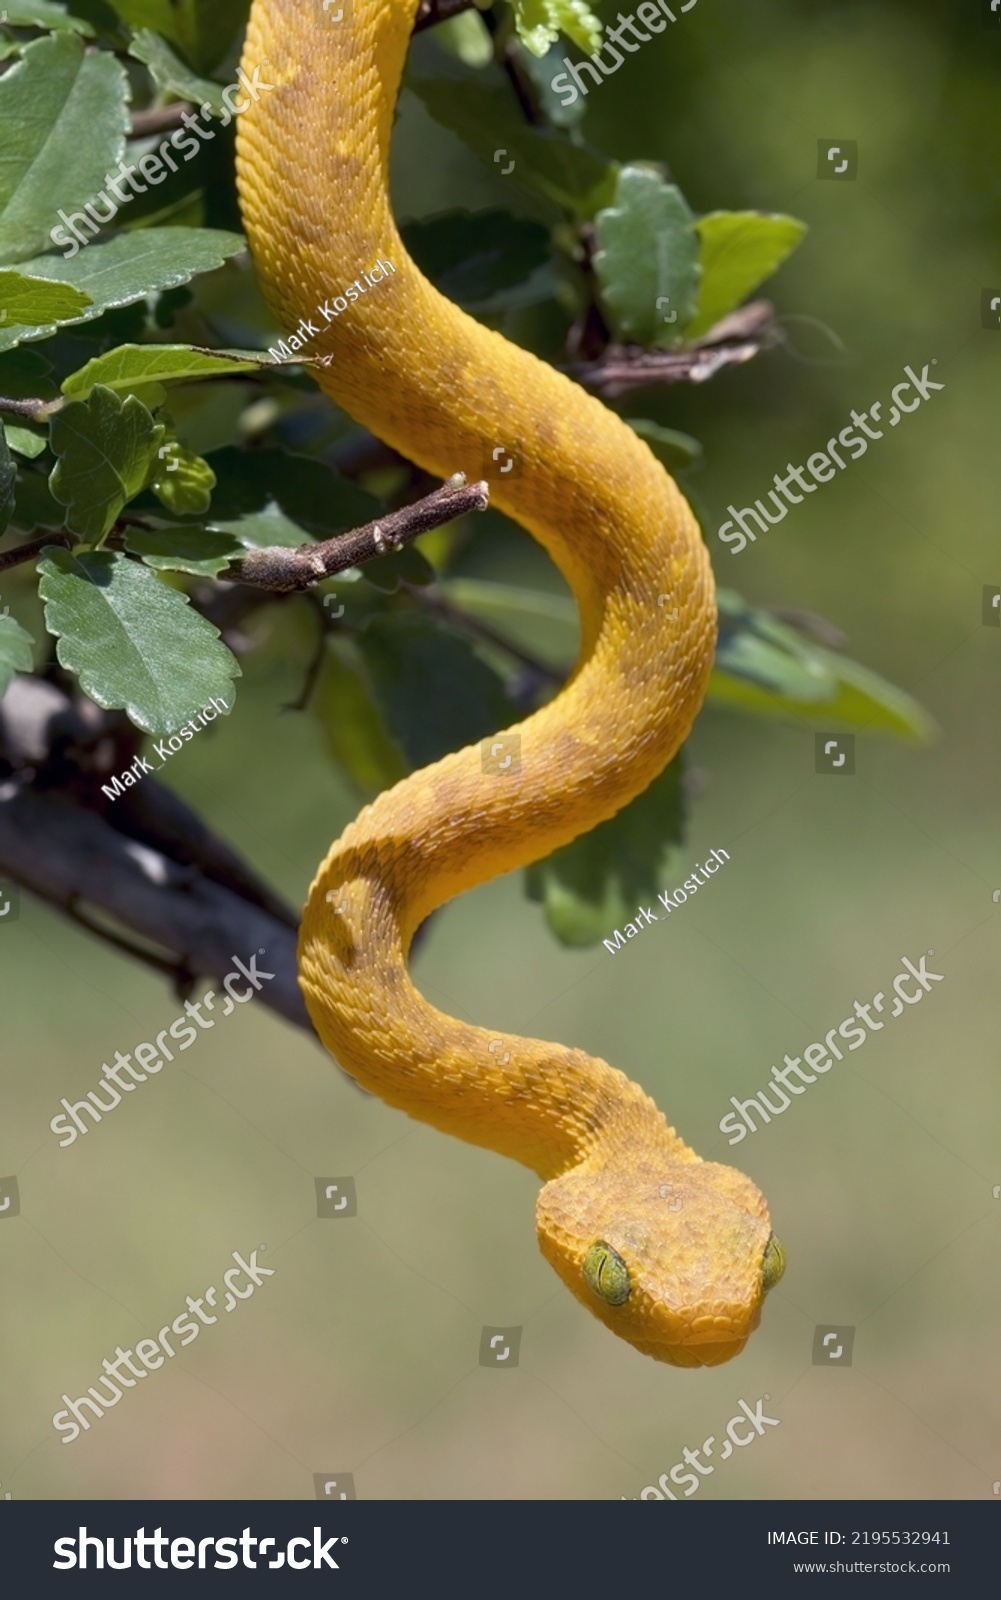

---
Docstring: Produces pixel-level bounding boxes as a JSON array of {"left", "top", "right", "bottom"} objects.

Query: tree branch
[
  {"left": 0, "top": 394, "right": 62, "bottom": 421},
  {"left": 0, "top": 531, "right": 73, "bottom": 571},
  {"left": 563, "top": 301, "right": 779, "bottom": 399},
  {"left": 0, "top": 777, "right": 310, "bottom": 1028},
  {"left": 0, "top": 672, "right": 307, "bottom": 1029},
  {"left": 232, "top": 473, "right": 489, "bottom": 592},
  {"left": 130, "top": 103, "right": 192, "bottom": 138}
]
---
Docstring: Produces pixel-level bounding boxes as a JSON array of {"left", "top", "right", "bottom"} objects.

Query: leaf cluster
[{"left": 0, "top": 0, "right": 931, "bottom": 949}]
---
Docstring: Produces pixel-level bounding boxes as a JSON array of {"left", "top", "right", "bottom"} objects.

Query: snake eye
[
  {"left": 584, "top": 1241, "right": 631, "bottom": 1306},
  {"left": 761, "top": 1234, "right": 786, "bottom": 1292}
]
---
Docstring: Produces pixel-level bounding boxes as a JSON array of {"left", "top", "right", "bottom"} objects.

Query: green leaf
[
  {"left": 314, "top": 639, "right": 409, "bottom": 795},
  {"left": 0, "top": 612, "right": 35, "bottom": 699},
  {"left": 513, "top": 36, "right": 587, "bottom": 128},
  {"left": 526, "top": 758, "right": 685, "bottom": 947},
  {"left": 0, "top": 32, "right": 128, "bottom": 264},
  {"left": 709, "top": 591, "right": 934, "bottom": 741},
  {"left": 440, "top": 576, "right": 577, "bottom": 669},
  {"left": 212, "top": 500, "right": 312, "bottom": 550},
  {"left": 688, "top": 211, "right": 807, "bottom": 341},
  {"left": 433, "top": 10, "right": 493, "bottom": 68},
  {"left": 362, "top": 542, "right": 436, "bottom": 592},
  {"left": 401, "top": 210, "right": 552, "bottom": 310},
  {"left": 410, "top": 71, "right": 617, "bottom": 220},
  {"left": 0, "top": 270, "right": 93, "bottom": 328},
  {"left": 0, "top": 229, "right": 247, "bottom": 353},
  {"left": 0, "top": 422, "right": 16, "bottom": 533},
  {"left": 593, "top": 166, "right": 701, "bottom": 345},
  {"left": 356, "top": 610, "right": 514, "bottom": 769},
  {"left": 0, "top": 2, "right": 94, "bottom": 32},
  {"left": 511, "top": 0, "right": 602, "bottom": 57},
  {"left": 37, "top": 545, "right": 239, "bottom": 734},
  {"left": 626, "top": 418, "right": 703, "bottom": 471},
  {"left": 49, "top": 385, "right": 163, "bottom": 541},
  {"left": 198, "top": 445, "right": 380, "bottom": 541},
  {"left": 146, "top": 416, "right": 215, "bottom": 515},
  {"left": 0, "top": 345, "right": 57, "bottom": 401},
  {"left": 62, "top": 342, "right": 260, "bottom": 401},
  {"left": 11, "top": 463, "right": 64, "bottom": 530},
  {"left": 104, "top": 0, "right": 250, "bottom": 74},
  {"left": 4, "top": 424, "right": 47, "bottom": 459},
  {"left": 123, "top": 524, "right": 242, "bottom": 576},
  {"left": 128, "top": 28, "right": 226, "bottom": 114}
]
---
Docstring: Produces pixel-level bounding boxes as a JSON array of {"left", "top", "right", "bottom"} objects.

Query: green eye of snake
[
  {"left": 584, "top": 1241, "right": 631, "bottom": 1306},
  {"left": 761, "top": 1234, "right": 786, "bottom": 1292}
]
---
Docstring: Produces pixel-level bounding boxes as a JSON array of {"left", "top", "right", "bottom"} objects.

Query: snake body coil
[{"left": 236, "top": 0, "right": 783, "bottom": 1365}]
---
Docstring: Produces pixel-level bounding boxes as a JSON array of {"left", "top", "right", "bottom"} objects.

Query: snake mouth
[
  {"left": 683, "top": 1339, "right": 748, "bottom": 1368},
  {"left": 643, "top": 1336, "right": 750, "bottom": 1368}
]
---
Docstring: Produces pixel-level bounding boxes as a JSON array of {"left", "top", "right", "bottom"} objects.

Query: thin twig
[
  {"left": 0, "top": 394, "right": 62, "bottom": 421},
  {"left": 129, "top": 103, "right": 192, "bottom": 137},
  {"left": 563, "top": 302, "right": 779, "bottom": 399},
  {"left": 413, "top": 0, "right": 482, "bottom": 31},
  {"left": 232, "top": 474, "right": 489, "bottom": 592},
  {"left": 285, "top": 599, "right": 332, "bottom": 714},
  {"left": 0, "top": 531, "right": 73, "bottom": 571},
  {"left": 412, "top": 585, "right": 564, "bottom": 684},
  {"left": 62, "top": 898, "right": 199, "bottom": 996}
]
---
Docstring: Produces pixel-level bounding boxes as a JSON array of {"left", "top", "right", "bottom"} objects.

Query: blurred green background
[{"left": 2, "top": 0, "right": 1000, "bottom": 1499}]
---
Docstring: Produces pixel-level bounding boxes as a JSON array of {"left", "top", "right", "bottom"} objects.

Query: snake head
[{"left": 536, "top": 1154, "right": 784, "bottom": 1366}]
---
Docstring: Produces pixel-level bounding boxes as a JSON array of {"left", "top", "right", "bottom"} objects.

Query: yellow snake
[{"left": 235, "top": 0, "right": 784, "bottom": 1365}]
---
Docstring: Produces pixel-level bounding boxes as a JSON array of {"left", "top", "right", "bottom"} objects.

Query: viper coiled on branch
[{"left": 235, "top": 0, "right": 784, "bottom": 1365}]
